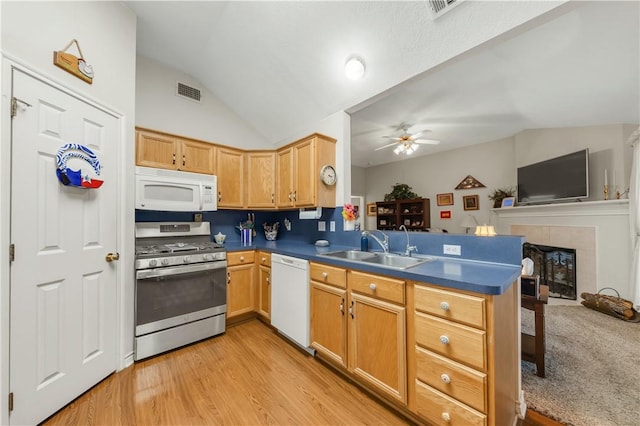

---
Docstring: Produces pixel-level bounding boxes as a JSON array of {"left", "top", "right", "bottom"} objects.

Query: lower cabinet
[
  {"left": 226, "top": 250, "right": 255, "bottom": 319},
  {"left": 310, "top": 263, "right": 407, "bottom": 405},
  {"left": 256, "top": 251, "right": 271, "bottom": 321}
]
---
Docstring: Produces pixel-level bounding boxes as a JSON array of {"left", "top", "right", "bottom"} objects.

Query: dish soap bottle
[{"left": 360, "top": 232, "right": 369, "bottom": 252}]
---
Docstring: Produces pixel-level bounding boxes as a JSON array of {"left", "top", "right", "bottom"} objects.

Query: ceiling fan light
[
  {"left": 393, "top": 145, "right": 403, "bottom": 155},
  {"left": 345, "top": 56, "right": 366, "bottom": 80}
]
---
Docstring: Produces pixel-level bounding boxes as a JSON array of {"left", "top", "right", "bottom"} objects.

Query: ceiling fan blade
[
  {"left": 410, "top": 131, "right": 425, "bottom": 139},
  {"left": 415, "top": 139, "right": 441, "bottom": 145},
  {"left": 382, "top": 135, "right": 402, "bottom": 140},
  {"left": 374, "top": 142, "right": 399, "bottom": 151}
]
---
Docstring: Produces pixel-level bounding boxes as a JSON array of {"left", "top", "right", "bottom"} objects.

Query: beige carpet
[{"left": 521, "top": 305, "right": 640, "bottom": 426}]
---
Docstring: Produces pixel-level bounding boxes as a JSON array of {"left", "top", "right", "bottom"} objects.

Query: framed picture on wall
[
  {"left": 437, "top": 193, "right": 454, "bottom": 206},
  {"left": 501, "top": 197, "right": 516, "bottom": 208},
  {"left": 440, "top": 210, "right": 451, "bottom": 219},
  {"left": 367, "top": 202, "right": 377, "bottom": 216},
  {"left": 463, "top": 194, "right": 479, "bottom": 211}
]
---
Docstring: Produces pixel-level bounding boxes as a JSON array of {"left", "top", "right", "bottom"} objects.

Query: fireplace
[{"left": 523, "top": 243, "right": 577, "bottom": 300}]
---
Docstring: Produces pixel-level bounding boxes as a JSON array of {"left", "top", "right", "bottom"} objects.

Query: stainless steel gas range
[{"left": 134, "top": 221, "right": 227, "bottom": 361}]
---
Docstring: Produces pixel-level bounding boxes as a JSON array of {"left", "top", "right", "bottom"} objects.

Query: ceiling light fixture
[
  {"left": 345, "top": 56, "right": 365, "bottom": 80},
  {"left": 393, "top": 140, "right": 419, "bottom": 156}
]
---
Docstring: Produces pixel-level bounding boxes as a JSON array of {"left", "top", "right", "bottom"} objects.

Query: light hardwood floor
[{"left": 43, "top": 320, "right": 409, "bottom": 425}]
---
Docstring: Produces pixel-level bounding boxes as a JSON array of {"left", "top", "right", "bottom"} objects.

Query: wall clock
[{"left": 320, "top": 164, "right": 337, "bottom": 186}]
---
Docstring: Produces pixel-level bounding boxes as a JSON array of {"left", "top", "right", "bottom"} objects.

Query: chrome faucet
[
  {"left": 362, "top": 230, "right": 389, "bottom": 253},
  {"left": 399, "top": 225, "right": 417, "bottom": 256}
]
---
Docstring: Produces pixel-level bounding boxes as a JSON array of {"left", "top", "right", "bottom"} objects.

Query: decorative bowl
[{"left": 265, "top": 230, "right": 278, "bottom": 241}]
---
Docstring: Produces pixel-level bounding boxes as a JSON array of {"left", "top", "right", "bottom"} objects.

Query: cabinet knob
[
  {"left": 439, "top": 335, "right": 450, "bottom": 345},
  {"left": 440, "top": 374, "right": 451, "bottom": 384},
  {"left": 369, "top": 283, "right": 376, "bottom": 291},
  {"left": 266, "top": 276, "right": 270, "bottom": 284},
  {"left": 440, "top": 301, "right": 450, "bottom": 311},
  {"left": 322, "top": 272, "right": 328, "bottom": 280},
  {"left": 262, "top": 257, "right": 266, "bottom": 263},
  {"left": 240, "top": 256, "right": 245, "bottom": 262},
  {"left": 441, "top": 412, "right": 451, "bottom": 423}
]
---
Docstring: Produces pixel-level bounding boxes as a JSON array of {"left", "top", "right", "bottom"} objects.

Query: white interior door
[{"left": 9, "top": 69, "right": 119, "bottom": 425}]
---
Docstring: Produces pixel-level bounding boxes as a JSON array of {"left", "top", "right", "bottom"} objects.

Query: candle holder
[{"left": 604, "top": 184, "right": 609, "bottom": 200}]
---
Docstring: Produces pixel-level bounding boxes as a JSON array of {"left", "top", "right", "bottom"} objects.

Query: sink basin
[
  {"left": 320, "top": 250, "right": 377, "bottom": 261},
  {"left": 319, "top": 250, "right": 433, "bottom": 270},
  {"left": 363, "top": 253, "right": 434, "bottom": 269}
]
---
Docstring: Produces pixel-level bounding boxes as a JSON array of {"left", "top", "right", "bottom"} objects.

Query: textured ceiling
[{"left": 126, "top": 1, "right": 639, "bottom": 167}]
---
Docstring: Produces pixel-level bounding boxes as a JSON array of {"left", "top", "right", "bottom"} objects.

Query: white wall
[
  {"left": 136, "top": 55, "right": 270, "bottom": 149},
  {"left": 1, "top": 2, "right": 137, "bottom": 424},
  {"left": 362, "top": 136, "right": 515, "bottom": 232}
]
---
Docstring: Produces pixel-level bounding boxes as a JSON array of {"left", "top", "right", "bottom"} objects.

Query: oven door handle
[{"left": 136, "top": 261, "right": 227, "bottom": 280}]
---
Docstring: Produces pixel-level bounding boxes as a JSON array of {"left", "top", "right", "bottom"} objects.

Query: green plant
[
  {"left": 488, "top": 186, "right": 516, "bottom": 208},
  {"left": 384, "top": 183, "right": 419, "bottom": 201}
]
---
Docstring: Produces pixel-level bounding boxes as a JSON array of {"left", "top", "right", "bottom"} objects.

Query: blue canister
[{"left": 360, "top": 232, "right": 369, "bottom": 251}]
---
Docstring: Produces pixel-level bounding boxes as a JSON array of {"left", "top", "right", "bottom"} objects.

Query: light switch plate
[
  {"left": 318, "top": 221, "right": 326, "bottom": 231},
  {"left": 443, "top": 244, "right": 461, "bottom": 256},
  {"left": 330, "top": 221, "right": 336, "bottom": 232}
]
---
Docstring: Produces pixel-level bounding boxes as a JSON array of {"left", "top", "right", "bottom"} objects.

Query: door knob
[{"left": 105, "top": 252, "right": 120, "bottom": 262}]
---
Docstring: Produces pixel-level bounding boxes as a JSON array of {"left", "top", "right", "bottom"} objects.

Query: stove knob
[
  {"left": 149, "top": 259, "right": 157, "bottom": 267},
  {"left": 203, "top": 254, "right": 211, "bottom": 261},
  {"left": 183, "top": 256, "right": 191, "bottom": 263},
  {"left": 161, "top": 258, "right": 169, "bottom": 266}
]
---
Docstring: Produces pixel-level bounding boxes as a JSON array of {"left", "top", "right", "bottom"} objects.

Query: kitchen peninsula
[{"left": 223, "top": 231, "right": 525, "bottom": 426}]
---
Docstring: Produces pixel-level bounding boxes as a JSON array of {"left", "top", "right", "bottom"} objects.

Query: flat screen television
[{"left": 517, "top": 149, "right": 589, "bottom": 205}]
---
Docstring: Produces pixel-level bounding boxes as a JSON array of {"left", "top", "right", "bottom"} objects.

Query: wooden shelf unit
[{"left": 376, "top": 199, "right": 431, "bottom": 231}]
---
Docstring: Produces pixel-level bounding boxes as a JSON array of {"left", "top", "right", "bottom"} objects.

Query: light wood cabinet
[
  {"left": 276, "top": 133, "right": 336, "bottom": 208},
  {"left": 135, "top": 128, "right": 215, "bottom": 174},
  {"left": 245, "top": 151, "right": 276, "bottom": 209},
  {"left": 256, "top": 251, "right": 271, "bottom": 321},
  {"left": 226, "top": 251, "right": 255, "bottom": 319},
  {"left": 348, "top": 271, "right": 407, "bottom": 404},
  {"left": 310, "top": 263, "right": 348, "bottom": 367},
  {"left": 216, "top": 146, "right": 244, "bottom": 208},
  {"left": 408, "top": 281, "right": 518, "bottom": 426}
]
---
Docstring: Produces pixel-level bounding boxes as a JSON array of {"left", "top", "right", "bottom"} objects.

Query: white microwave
[{"left": 135, "top": 166, "right": 217, "bottom": 212}]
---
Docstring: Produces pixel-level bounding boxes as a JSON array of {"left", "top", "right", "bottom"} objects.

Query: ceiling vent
[
  {"left": 176, "top": 82, "right": 202, "bottom": 103},
  {"left": 428, "top": 0, "right": 465, "bottom": 19}
]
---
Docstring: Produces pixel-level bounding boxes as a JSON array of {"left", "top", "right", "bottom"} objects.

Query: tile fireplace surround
[{"left": 493, "top": 200, "right": 631, "bottom": 306}]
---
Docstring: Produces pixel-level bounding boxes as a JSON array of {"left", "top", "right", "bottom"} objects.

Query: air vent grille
[
  {"left": 176, "top": 82, "right": 202, "bottom": 102},
  {"left": 428, "top": 0, "right": 464, "bottom": 19}
]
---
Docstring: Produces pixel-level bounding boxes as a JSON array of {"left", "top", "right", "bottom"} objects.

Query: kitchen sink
[{"left": 319, "top": 250, "right": 433, "bottom": 270}]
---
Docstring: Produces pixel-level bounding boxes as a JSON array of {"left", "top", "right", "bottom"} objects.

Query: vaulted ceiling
[{"left": 126, "top": 1, "right": 639, "bottom": 167}]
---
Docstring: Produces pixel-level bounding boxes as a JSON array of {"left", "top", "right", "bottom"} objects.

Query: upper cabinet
[
  {"left": 135, "top": 128, "right": 215, "bottom": 174},
  {"left": 245, "top": 151, "right": 276, "bottom": 209},
  {"left": 276, "top": 133, "right": 336, "bottom": 209},
  {"left": 216, "top": 146, "right": 244, "bottom": 209}
]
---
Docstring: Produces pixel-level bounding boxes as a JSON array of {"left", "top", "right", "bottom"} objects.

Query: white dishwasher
[{"left": 270, "top": 253, "right": 313, "bottom": 353}]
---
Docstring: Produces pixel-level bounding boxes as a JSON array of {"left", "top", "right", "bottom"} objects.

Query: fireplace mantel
[
  {"left": 492, "top": 199, "right": 629, "bottom": 219},
  {"left": 492, "top": 198, "right": 631, "bottom": 304}
]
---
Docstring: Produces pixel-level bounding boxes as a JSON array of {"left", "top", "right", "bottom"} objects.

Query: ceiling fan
[{"left": 375, "top": 126, "right": 440, "bottom": 155}]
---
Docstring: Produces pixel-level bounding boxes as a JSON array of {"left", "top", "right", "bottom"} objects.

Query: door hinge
[
  {"left": 9, "top": 244, "right": 15, "bottom": 262},
  {"left": 11, "top": 97, "right": 32, "bottom": 118},
  {"left": 8, "top": 392, "right": 13, "bottom": 412}
]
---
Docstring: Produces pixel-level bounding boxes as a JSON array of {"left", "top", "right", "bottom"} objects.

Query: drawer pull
[
  {"left": 441, "top": 412, "right": 451, "bottom": 423},
  {"left": 322, "top": 272, "right": 328, "bottom": 280},
  {"left": 240, "top": 256, "right": 245, "bottom": 262},
  {"left": 369, "top": 283, "right": 376, "bottom": 291},
  {"left": 440, "top": 373, "right": 451, "bottom": 384},
  {"left": 440, "top": 301, "right": 450, "bottom": 311},
  {"left": 439, "top": 335, "right": 450, "bottom": 345}
]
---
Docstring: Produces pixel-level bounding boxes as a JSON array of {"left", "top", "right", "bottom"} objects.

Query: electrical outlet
[
  {"left": 443, "top": 244, "right": 461, "bottom": 256},
  {"left": 318, "top": 221, "right": 326, "bottom": 232},
  {"left": 193, "top": 213, "right": 203, "bottom": 222},
  {"left": 330, "top": 221, "right": 336, "bottom": 232}
]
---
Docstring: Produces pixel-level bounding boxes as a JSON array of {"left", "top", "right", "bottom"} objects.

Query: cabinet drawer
[
  {"left": 349, "top": 271, "right": 404, "bottom": 305},
  {"left": 227, "top": 250, "right": 255, "bottom": 266},
  {"left": 415, "top": 380, "right": 486, "bottom": 426},
  {"left": 415, "top": 284, "right": 486, "bottom": 329},
  {"left": 415, "top": 346, "right": 486, "bottom": 413},
  {"left": 415, "top": 312, "right": 486, "bottom": 371},
  {"left": 310, "top": 262, "right": 346, "bottom": 288},
  {"left": 257, "top": 251, "right": 271, "bottom": 267}
]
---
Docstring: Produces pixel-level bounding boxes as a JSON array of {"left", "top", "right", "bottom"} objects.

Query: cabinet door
[
  {"left": 310, "top": 282, "right": 347, "bottom": 368},
  {"left": 293, "top": 138, "right": 316, "bottom": 207},
  {"left": 180, "top": 138, "right": 215, "bottom": 174},
  {"left": 257, "top": 265, "right": 271, "bottom": 320},
  {"left": 349, "top": 292, "right": 407, "bottom": 403},
  {"left": 135, "top": 130, "right": 178, "bottom": 170},
  {"left": 216, "top": 147, "right": 244, "bottom": 208},
  {"left": 246, "top": 151, "right": 275, "bottom": 208},
  {"left": 276, "top": 147, "right": 294, "bottom": 208},
  {"left": 227, "top": 264, "right": 254, "bottom": 318}
]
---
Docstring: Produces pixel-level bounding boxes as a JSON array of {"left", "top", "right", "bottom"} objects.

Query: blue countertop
[{"left": 223, "top": 240, "right": 521, "bottom": 296}]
